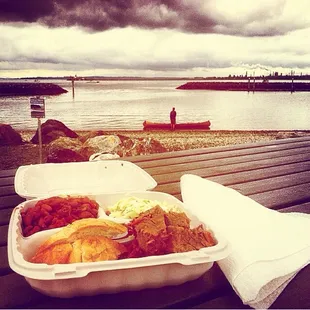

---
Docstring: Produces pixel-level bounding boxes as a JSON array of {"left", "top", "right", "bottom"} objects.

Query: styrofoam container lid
[{"left": 14, "top": 160, "right": 157, "bottom": 199}]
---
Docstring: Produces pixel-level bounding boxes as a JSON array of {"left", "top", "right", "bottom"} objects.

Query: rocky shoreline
[
  {"left": 0, "top": 82, "right": 68, "bottom": 96},
  {"left": 177, "top": 81, "right": 310, "bottom": 92},
  {"left": 1, "top": 127, "right": 309, "bottom": 170}
]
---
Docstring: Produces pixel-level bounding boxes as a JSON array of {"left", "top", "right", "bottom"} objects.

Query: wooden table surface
[{"left": 1, "top": 136, "right": 310, "bottom": 309}]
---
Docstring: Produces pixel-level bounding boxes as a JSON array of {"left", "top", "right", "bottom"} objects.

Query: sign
[{"left": 30, "top": 97, "right": 45, "bottom": 118}]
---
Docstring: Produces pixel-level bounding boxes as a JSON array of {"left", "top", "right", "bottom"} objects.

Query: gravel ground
[{"left": 1, "top": 129, "right": 309, "bottom": 170}]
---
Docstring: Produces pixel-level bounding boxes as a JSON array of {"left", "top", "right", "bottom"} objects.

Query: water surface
[{"left": 0, "top": 79, "right": 309, "bottom": 131}]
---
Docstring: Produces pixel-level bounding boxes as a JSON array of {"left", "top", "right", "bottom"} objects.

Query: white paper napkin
[{"left": 180, "top": 174, "right": 310, "bottom": 309}]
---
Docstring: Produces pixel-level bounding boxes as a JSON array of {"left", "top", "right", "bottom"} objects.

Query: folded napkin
[{"left": 180, "top": 174, "right": 310, "bottom": 309}]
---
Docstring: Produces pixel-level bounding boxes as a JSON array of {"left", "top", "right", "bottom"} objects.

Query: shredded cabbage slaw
[{"left": 107, "top": 196, "right": 182, "bottom": 219}]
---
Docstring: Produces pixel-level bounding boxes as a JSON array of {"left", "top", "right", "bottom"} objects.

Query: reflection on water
[{"left": 0, "top": 79, "right": 309, "bottom": 130}]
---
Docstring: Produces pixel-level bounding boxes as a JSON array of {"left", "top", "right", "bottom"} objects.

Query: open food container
[
  {"left": 14, "top": 160, "right": 157, "bottom": 199},
  {"left": 9, "top": 161, "right": 230, "bottom": 298}
]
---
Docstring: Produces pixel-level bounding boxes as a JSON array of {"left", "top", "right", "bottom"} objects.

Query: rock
[
  {"left": 31, "top": 119, "right": 78, "bottom": 144},
  {"left": 81, "top": 135, "right": 122, "bottom": 159},
  {"left": 82, "top": 135, "right": 167, "bottom": 159},
  {"left": 0, "top": 82, "right": 68, "bottom": 96},
  {"left": 116, "top": 134, "right": 132, "bottom": 143},
  {"left": 78, "top": 130, "right": 105, "bottom": 143},
  {"left": 47, "top": 149, "right": 87, "bottom": 163},
  {"left": 45, "top": 133, "right": 167, "bottom": 163},
  {"left": 115, "top": 137, "right": 167, "bottom": 157},
  {"left": 47, "top": 137, "right": 83, "bottom": 153},
  {"left": 46, "top": 137, "right": 87, "bottom": 163},
  {"left": 0, "top": 124, "right": 23, "bottom": 146}
]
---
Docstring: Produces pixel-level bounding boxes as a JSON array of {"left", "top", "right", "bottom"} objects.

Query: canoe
[{"left": 143, "top": 120, "right": 211, "bottom": 130}]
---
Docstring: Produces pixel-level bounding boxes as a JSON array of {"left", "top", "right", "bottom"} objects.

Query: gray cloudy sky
[{"left": 1, "top": 0, "right": 310, "bottom": 78}]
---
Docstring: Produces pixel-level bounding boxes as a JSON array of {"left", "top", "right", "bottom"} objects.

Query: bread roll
[
  {"left": 31, "top": 218, "right": 128, "bottom": 265},
  {"left": 36, "top": 218, "right": 127, "bottom": 252},
  {"left": 69, "top": 236, "right": 126, "bottom": 263}
]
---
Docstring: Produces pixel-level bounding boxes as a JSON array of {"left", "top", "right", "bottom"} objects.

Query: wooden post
[
  {"left": 253, "top": 71, "right": 255, "bottom": 93},
  {"left": 291, "top": 70, "right": 294, "bottom": 93},
  {"left": 38, "top": 118, "right": 43, "bottom": 164},
  {"left": 30, "top": 96, "right": 45, "bottom": 164},
  {"left": 72, "top": 79, "right": 75, "bottom": 98}
]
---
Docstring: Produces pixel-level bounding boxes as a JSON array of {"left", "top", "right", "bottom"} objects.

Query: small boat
[{"left": 143, "top": 120, "right": 211, "bottom": 130}]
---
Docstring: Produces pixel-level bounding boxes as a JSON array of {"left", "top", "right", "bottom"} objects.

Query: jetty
[
  {"left": 177, "top": 81, "right": 310, "bottom": 92},
  {"left": 0, "top": 82, "right": 68, "bottom": 96}
]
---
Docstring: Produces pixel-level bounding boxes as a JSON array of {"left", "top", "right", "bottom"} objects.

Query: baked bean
[{"left": 21, "top": 196, "right": 99, "bottom": 237}]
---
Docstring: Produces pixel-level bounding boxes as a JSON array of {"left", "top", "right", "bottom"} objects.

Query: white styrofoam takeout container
[
  {"left": 14, "top": 160, "right": 157, "bottom": 200},
  {"left": 9, "top": 161, "right": 231, "bottom": 298}
]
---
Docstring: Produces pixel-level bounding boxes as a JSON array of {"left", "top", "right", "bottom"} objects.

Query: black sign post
[{"left": 30, "top": 97, "right": 45, "bottom": 164}]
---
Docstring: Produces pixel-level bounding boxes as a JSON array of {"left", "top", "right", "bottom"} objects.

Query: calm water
[{"left": 0, "top": 79, "right": 309, "bottom": 131}]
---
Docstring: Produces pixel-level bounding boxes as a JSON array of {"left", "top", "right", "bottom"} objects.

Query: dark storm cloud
[
  {"left": 0, "top": 0, "right": 307, "bottom": 36},
  {"left": 0, "top": 0, "right": 54, "bottom": 23},
  {"left": 0, "top": 0, "right": 213, "bottom": 31}
]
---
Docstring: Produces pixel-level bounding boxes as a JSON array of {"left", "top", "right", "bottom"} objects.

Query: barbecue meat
[
  {"left": 166, "top": 225, "right": 216, "bottom": 253},
  {"left": 164, "top": 211, "right": 190, "bottom": 228},
  {"left": 126, "top": 206, "right": 216, "bottom": 258},
  {"left": 130, "top": 206, "right": 169, "bottom": 255}
]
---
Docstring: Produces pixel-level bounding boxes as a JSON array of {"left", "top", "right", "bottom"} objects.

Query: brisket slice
[
  {"left": 164, "top": 211, "right": 190, "bottom": 228},
  {"left": 166, "top": 225, "right": 216, "bottom": 253},
  {"left": 131, "top": 206, "right": 169, "bottom": 255},
  {"left": 126, "top": 206, "right": 217, "bottom": 257}
]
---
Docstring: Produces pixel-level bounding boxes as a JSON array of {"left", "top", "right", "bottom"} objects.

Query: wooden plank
[
  {"left": 127, "top": 136, "right": 310, "bottom": 164},
  {"left": 159, "top": 182, "right": 310, "bottom": 211},
  {"left": 134, "top": 140, "right": 310, "bottom": 169},
  {"left": 0, "top": 185, "right": 16, "bottom": 197},
  {"left": 249, "top": 182, "right": 310, "bottom": 209},
  {"left": 189, "top": 292, "right": 249, "bottom": 309},
  {"left": 280, "top": 202, "right": 310, "bottom": 213},
  {"left": 0, "top": 176, "right": 14, "bottom": 187},
  {"left": 0, "top": 273, "right": 45, "bottom": 309},
  {"left": 155, "top": 161, "right": 310, "bottom": 195},
  {"left": 0, "top": 169, "right": 16, "bottom": 178},
  {"left": 152, "top": 153, "right": 310, "bottom": 186},
  {"left": 0, "top": 246, "right": 10, "bottom": 276},
  {"left": 230, "top": 170, "right": 310, "bottom": 196},
  {"left": 145, "top": 146, "right": 310, "bottom": 177},
  {"left": 271, "top": 264, "right": 310, "bottom": 309},
  {"left": 0, "top": 208, "right": 13, "bottom": 226},
  {"left": 0, "top": 195, "right": 24, "bottom": 210},
  {"left": 160, "top": 181, "right": 310, "bottom": 210},
  {"left": 0, "top": 225, "right": 8, "bottom": 247}
]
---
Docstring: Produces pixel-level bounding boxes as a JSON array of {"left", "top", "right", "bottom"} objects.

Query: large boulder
[
  {"left": 0, "top": 124, "right": 23, "bottom": 146},
  {"left": 81, "top": 135, "right": 122, "bottom": 159},
  {"left": 44, "top": 133, "right": 167, "bottom": 163},
  {"left": 47, "top": 149, "right": 86, "bottom": 163},
  {"left": 115, "top": 137, "right": 167, "bottom": 157},
  {"left": 78, "top": 130, "right": 105, "bottom": 143},
  {"left": 31, "top": 119, "right": 78, "bottom": 144},
  {"left": 47, "top": 136, "right": 83, "bottom": 153},
  {"left": 46, "top": 137, "right": 87, "bottom": 163}
]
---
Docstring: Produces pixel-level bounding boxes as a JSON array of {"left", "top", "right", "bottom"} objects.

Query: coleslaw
[{"left": 107, "top": 196, "right": 182, "bottom": 219}]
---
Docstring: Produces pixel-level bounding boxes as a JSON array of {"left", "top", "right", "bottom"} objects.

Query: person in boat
[{"left": 170, "top": 107, "right": 177, "bottom": 131}]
